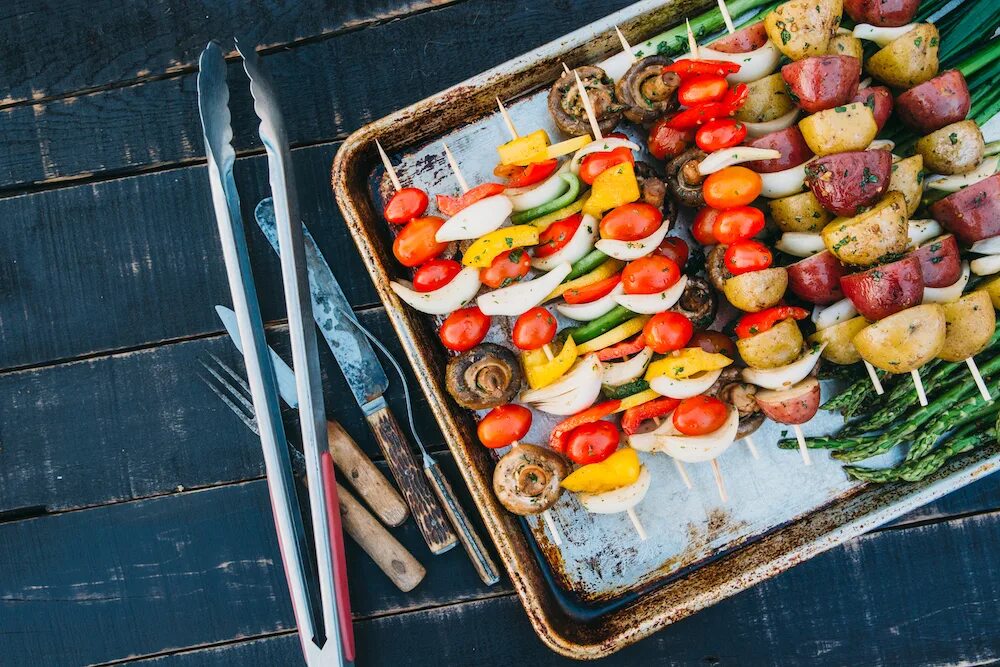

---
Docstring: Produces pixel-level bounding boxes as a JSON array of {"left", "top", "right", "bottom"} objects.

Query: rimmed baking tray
[{"left": 332, "top": 0, "right": 1000, "bottom": 657}]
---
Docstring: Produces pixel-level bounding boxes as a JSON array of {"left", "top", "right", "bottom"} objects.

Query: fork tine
[
  {"left": 207, "top": 352, "right": 254, "bottom": 399},
  {"left": 199, "top": 360, "right": 258, "bottom": 425},
  {"left": 197, "top": 370, "right": 260, "bottom": 435}
]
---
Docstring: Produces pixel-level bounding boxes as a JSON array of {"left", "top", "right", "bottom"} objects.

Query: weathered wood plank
[{"left": 0, "top": 0, "right": 636, "bottom": 189}]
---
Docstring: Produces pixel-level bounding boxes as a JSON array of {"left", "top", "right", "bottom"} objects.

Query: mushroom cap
[
  {"left": 671, "top": 275, "right": 717, "bottom": 329},
  {"left": 445, "top": 343, "right": 523, "bottom": 410},
  {"left": 547, "top": 65, "right": 623, "bottom": 137},
  {"left": 616, "top": 55, "right": 680, "bottom": 124},
  {"left": 665, "top": 147, "right": 708, "bottom": 208},
  {"left": 492, "top": 443, "right": 569, "bottom": 515}
]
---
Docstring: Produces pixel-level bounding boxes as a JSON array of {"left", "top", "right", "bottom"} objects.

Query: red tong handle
[{"left": 321, "top": 451, "right": 356, "bottom": 662}]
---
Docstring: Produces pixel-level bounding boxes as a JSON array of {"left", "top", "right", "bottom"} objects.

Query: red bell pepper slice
[
  {"left": 663, "top": 59, "right": 741, "bottom": 80},
  {"left": 721, "top": 83, "right": 749, "bottom": 111},
  {"left": 562, "top": 273, "right": 622, "bottom": 304},
  {"left": 505, "top": 158, "right": 559, "bottom": 188},
  {"left": 620, "top": 397, "right": 681, "bottom": 435},
  {"left": 436, "top": 183, "right": 506, "bottom": 217},
  {"left": 666, "top": 102, "right": 733, "bottom": 130},
  {"left": 549, "top": 400, "right": 621, "bottom": 453},
  {"left": 734, "top": 305, "right": 809, "bottom": 339},
  {"left": 595, "top": 333, "right": 646, "bottom": 361}
]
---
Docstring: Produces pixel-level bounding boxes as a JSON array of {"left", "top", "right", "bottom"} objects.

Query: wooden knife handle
[
  {"left": 326, "top": 420, "right": 408, "bottom": 527},
  {"left": 337, "top": 481, "right": 426, "bottom": 593},
  {"left": 365, "top": 406, "right": 457, "bottom": 554}
]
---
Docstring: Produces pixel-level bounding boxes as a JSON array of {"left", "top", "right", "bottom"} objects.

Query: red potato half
[
  {"left": 782, "top": 56, "right": 861, "bottom": 114},
  {"left": 787, "top": 250, "right": 846, "bottom": 305},
  {"left": 806, "top": 150, "right": 893, "bottom": 217},
  {"left": 851, "top": 86, "right": 894, "bottom": 132},
  {"left": 844, "top": 0, "right": 919, "bottom": 26},
  {"left": 709, "top": 21, "right": 768, "bottom": 52},
  {"left": 840, "top": 254, "right": 924, "bottom": 321},
  {"left": 930, "top": 173, "right": 1000, "bottom": 244},
  {"left": 896, "top": 70, "right": 971, "bottom": 134},
  {"left": 744, "top": 126, "right": 815, "bottom": 173},
  {"left": 755, "top": 377, "right": 821, "bottom": 425},
  {"left": 911, "top": 234, "right": 962, "bottom": 288}
]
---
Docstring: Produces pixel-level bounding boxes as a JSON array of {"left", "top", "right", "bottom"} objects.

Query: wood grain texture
[{"left": 326, "top": 420, "right": 408, "bottom": 527}]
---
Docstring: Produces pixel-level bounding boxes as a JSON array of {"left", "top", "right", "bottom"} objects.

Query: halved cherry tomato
[
  {"left": 678, "top": 75, "right": 729, "bottom": 107},
  {"left": 655, "top": 236, "right": 689, "bottom": 269},
  {"left": 512, "top": 307, "right": 557, "bottom": 350},
  {"left": 563, "top": 273, "right": 622, "bottom": 304},
  {"left": 734, "top": 306, "right": 809, "bottom": 339},
  {"left": 384, "top": 187, "right": 429, "bottom": 224},
  {"left": 549, "top": 400, "right": 621, "bottom": 453},
  {"left": 439, "top": 307, "right": 491, "bottom": 352},
  {"left": 596, "top": 333, "right": 646, "bottom": 360},
  {"left": 412, "top": 258, "right": 462, "bottom": 292},
  {"left": 643, "top": 311, "right": 693, "bottom": 354},
  {"left": 579, "top": 147, "right": 635, "bottom": 185},
  {"left": 534, "top": 213, "right": 583, "bottom": 258},
  {"left": 664, "top": 59, "right": 741, "bottom": 80},
  {"left": 599, "top": 202, "right": 663, "bottom": 241},
  {"left": 393, "top": 216, "right": 448, "bottom": 267},
  {"left": 622, "top": 255, "right": 681, "bottom": 295},
  {"left": 703, "top": 166, "right": 761, "bottom": 209},
  {"left": 688, "top": 330, "right": 737, "bottom": 358},
  {"left": 712, "top": 206, "right": 765, "bottom": 244},
  {"left": 692, "top": 207, "right": 721, "bottom": 245},
  {"left": 480, "top": 248, "right": 530, "bottom": 288},
  {"left": 723, "top": 240, "right": 772, "bottom": 275},
  {"left": 695, "top": 119, "right": 747, "bottom": 152},
  {"left": 648, "top": 117, "right": 693, "bottom": 160},
  {"left": 436, "top": 183, "right": 506, "bottom": 217},
  {"left": 672, "top": 395, "right": 728, "bottom": 435},
  {"left": 477, "top": 404, "right": 532, "bottom": 449},
  {"left": 505, "top": 159, "right": 559, "bottom": 188},
  {"left": 565, "top": 420, "right": 620, "bottom": 465}
]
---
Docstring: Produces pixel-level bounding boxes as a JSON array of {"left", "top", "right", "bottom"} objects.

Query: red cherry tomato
[
  {"left": 695, "top": 119, "right": 747, "bottom": 152},
  {"left": 439, "top": 307, "right": 491, "bottom": 352},
  {"left": 477, "top": 404, "right": 532, "bottom": 449},
  {"left": 480, "top": 248, "right": 531, "bottom": 288},
  {"left": 565, "top": 420, "right": 620, "bottom": 465},
  {"left": 393, "top": 216, "right": 448, "bottom": 267},
  {"left": 678, "top": 75, "right": 729, "bottom": 107},
  {"left": 622, "top": 255, "right": 681, "bottom": 295},
  {"left": 562, "top": 273, "right": 622, "bottom": 304},
  {"left": 712, "top": 206, "right": 765, "bottom": 244},
  {"left": 412, "top": 259, "right": 462, "bottom": 292},
  {"left": 512, "top": 307, "right": 557, "bottom": 351},
  {"left": 384, "top": 187, "right": 429, "bottom": 224},
  {"left": 648, "top": 117, "right": 693, "bottom": 160},
  {"left": 672, "top": 395, "right": 728, "bottom": 435},
  {"left": 534, "top": 213, "right": 583, "bottom": 258},
  {"left": 599, "top": 203, "right": 663, "bottom": 241},
  {"left": 643, "top": 312, "right": 694, "bottom": 354},
  {"left": 688, "top": 330, "right": 737, "bottom": 358},
  {"left": 724, "top": 240, "right": 773, "bottom": 275},
  {"left": 579, "top": 147, "right": 635, "bottom": 185},
  {"left": 692, "top": 207, "right": 721, "bottom": 245},
  {"left": 505, "top": 159, "right": 559, "bottom": 188},
  {"left": 655, "top": 236, "right": 689, "bottom": 269},
  {"left": 436, "top": 183, "right": 506, "bottom": 217},
  {"left": 703, "top": 166, "right": 762, "bottom": 209}
]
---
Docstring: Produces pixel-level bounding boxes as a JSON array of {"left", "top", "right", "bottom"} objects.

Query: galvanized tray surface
[{"left": 332, "top": 0, "right": 1000, "bottom": 658}]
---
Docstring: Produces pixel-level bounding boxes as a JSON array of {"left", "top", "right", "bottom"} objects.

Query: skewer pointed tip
[
  {"left": 685, "top": 19, "right": 700, "bottom": 59},
  {"left": 615, "top": 26, "right": 637, "bottom": 64},
  {"left": 710, "top": 459, "right": 727, "bottom": 503},
  {"left": 441, "top": 142, "right": 470, "bottom": 193},
  {"left": 717, "top": 0, "right": 737, "bottom": 34},
  {"left": 793, "top": 425, "right": 812, "bottom": 466},
  {"left": 496, "top": 97, "right": 519, "bottom": 141},
  {"left": 626, "top": 507, "right": 647, "bottom": 541},
  {"left": 375, "top": 139, "right": 402, "bottom": 192}
]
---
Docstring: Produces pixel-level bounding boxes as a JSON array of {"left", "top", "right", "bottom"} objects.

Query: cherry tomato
[
  {"left": 643, "top": 311, "right": 693, "bottom": 354},
  {"left": 721, "top": 83, "right": 749, "bottom": 111},
  {"left": 565, "top": 420, "right": 620, "bottom": 465},
  {"left": 678, "top": 75, "right": 729, "bottom": 107},
  {"left": 477, "top": 404, "right": 532, "bottom": 449},
  {"left": 703, "top": 166, "right": 762, "bottom": 209},
  {"left": 579, "top": 146, "right": 635, "bottom": 185},
  {"left": 562, "top": 273, "right": 622, "bottom": 304},
  {"left": 622, "top": 255, "right": 681, "bottom": 295},
  {"left": 505, "top": 159, "right": 559, "bottom": 188},
  {"left": 692, "top": 207, "right": 721, "bottom": 245},
  {"left": 672, "top": 395, "right": 728, "bottom": 436},
  {"left": 648, "top": 117, "right": 693, "bottom": 160},
  {"left": 655, "top": 236, "right": 689, "bottom": 269},
  {"left": 534, "top": 213, "right": 582, "bottom": 258},
  {"left": 384, "top": 187, "right": 429, "bottom": 224},
  {"left": 393, "top": 216, "right": 448, "bottom": 267},
  {"left": 412, "top": 259, "right": 462, "bottom": 292},
  {"left": 712, "top": 206, "right": 765, "bottom": 244},
  {"left": 439, "top": 307, "right": 491, "bottom": 352},
  {"left": 480, "top": 248, "right": 531, "bottom": 288},
  {"left": 599, "top": 202, "right": 663, "bottom": 242},
  {"left": 724, "top": 240, "right": 772, "bottom": 275},
  {"left": 512, "top": 307, "right": 557, "bottom": 350},
  {"left": 695, "top": 118, "right": 747, "bottom": 152},
  {"left": 436, "top": 183, "right": 505, "bottom": 217},
  {"left": 688, "top": 330, "right": 737, "bottom": 358}
]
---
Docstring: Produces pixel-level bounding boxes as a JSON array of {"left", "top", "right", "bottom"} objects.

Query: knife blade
[{"left": 216, "top": 305, "right": 299, "bottom": 406}]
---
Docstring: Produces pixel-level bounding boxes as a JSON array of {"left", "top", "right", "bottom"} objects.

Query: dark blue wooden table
[{"left": 2, "top": 2, "right": 1000, "bottom": 665}]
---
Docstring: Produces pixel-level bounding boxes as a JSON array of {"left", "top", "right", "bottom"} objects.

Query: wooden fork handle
[{"left": 326, "top": 420, "right": 408, "bottom": 527}]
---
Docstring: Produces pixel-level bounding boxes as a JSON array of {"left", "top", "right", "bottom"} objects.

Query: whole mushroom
[
  {"left": 634, "top": 161, "right": 677, "bottom": 222},
  {"left": 492, "top": 443, "right": 570, "bottom": 515},
  {"left": 671, "top": 276, "right": 717, "bottom": 329},
  {"left": 446, "top": 343, "right": 523, "bottom": 410},
  {"left": 616, "top": 55, "right": 681, "bottom": 124},
  {"left": 548, "top": 65, "right": 623, "bottom": 136},
  {"left": 709, "top": 367, "right": 765, "bottom": 439},
  {"left": 665, "top": 147, "right": 708, "bottom": 208}
]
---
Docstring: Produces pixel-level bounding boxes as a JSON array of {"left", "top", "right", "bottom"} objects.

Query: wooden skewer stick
[
  {"left": 615, "top": 26, "right": 637, "bottom": 64},
  {"left": 864, "top": 360, "right": 885, "bottom": 395},
  {"left": 496, "top": 97, "right": 518, "bottom": 140},
  {"left": 686, "top": 19, "right": 700, "bottom": 59},
  {"left": 441, "top": 142, "right": 470, "bottom": 193},
  {"left": 911, "top": 369, "right": 928, "bottom": 407},
  {"left": 573, "top": 69, "right": 604, "bottom": 141},
  {"left": 375, "top": 139, "right": 402, "bottom": 192},
  {"left": 744, "top": 434, "right": 760, "bottom": 459},
  {"left": 710, "top": 459, "right": 728, "bottom": 503},
  {"left": 511, "top": 439, "right": 562, "bottom": 546},
  {"left": 542, "top": 345, "right": 555, "bottom": 361},
  {"left": 653, "top": 416, "right": 693, "bottom": 489},
  {"left": 562, "top": 61, "right": 571, "bottom": 74},
  {"left": 627, "top": 507, "right": 648, "bottom": 541},
  {"left": 717, "top": 0, "right": 737, "bottom": 34},
  {"left": 793, "top": 425, "right": 812, "bottom": 466},
  {"left": 967, "top": 357, "right": 992, "bottom": 402}
]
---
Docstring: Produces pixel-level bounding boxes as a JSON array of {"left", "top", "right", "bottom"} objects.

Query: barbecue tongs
[{"left": 196, "top": 41, "right": 353, "bottom": 667}]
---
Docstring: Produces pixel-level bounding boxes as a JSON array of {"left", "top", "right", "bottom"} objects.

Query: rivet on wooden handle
[
  {"left": 364, "top": 405, "right": 457, "bottom": 554},
  {"left": 326, "top": 420, "right": 408, "bottom": 527},
  {"left": 337, "top": 482, "right": 426, "bottom": 592}
]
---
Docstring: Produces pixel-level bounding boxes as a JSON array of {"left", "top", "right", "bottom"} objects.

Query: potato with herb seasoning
[
  {"left": 723, "top": 267, "right": 788, "bottom": 312},
  {"left": 808, "top": 316, "right": 868, "bottom": 365},
  {"left": 827, "top": 33, "right": 863, "bottom": 61},
  {"left": 734, "top": 73, "right": 796, "bottom": 123},
  {"left": 821, "top": 191, "right": 908, "bottom": 266},
  {"left": 765, "top": 0, "right": 843, "bottom": 61},
  {"left": 866, "top": 23, "right": 939, "bottom": 88},
  {"left": 769, "top": 190, "right": 832, "bottom": 232},
  {"left": 853, "top": 304, "right": 946, "bottom": 373},
  {"left": 799, "top": 102, "right": 878, "bottom": 156},
  {"left": 737, "top": 318, "right": 803, "bottom": 368},
  {"left": 887, "top": 154, "right": 924, "bottom": 216},
  {"left": 938, "top": 291, "right": 996, "bottom": 362},
  {"left": 915, "top": 120, "right": 985, "bottom": 175}
]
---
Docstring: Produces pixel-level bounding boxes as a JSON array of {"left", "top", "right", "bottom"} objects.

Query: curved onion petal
[
  {"left": 578, "top": 466, "right": 651, "bottom": 514},
  {"left": 697, "top": 41, "right": 783, "bottom": 84},
  {"left": 649, "top": 367, "right": 722, "bottom": 399},
  {"left": 507, "top": 163, "right": 571, "bottom": 211},
  {"left": 744, "top": 107, "right": 799, "bottom": 139},
  {"left": 602, "top": 347, "right": 654, "bottom": 387},
  {"left": 698, "top": 147, "right": 781, "bottom": 175},
  {"left": 435, "top": 195, "right": 513, "bottom": 242},
  {"left": 775, "top": 232, "right": 825, "bottom": 257},
  {"left": 655, "top": 406, "right": 739, "bottom": 463},
  {"left": 867, "top": 139, "right": 895, "bottom": 152},
  {"left": 557, "top": 283, "right": 624, "bottom": 322},
  {"left": 521, "top": 354, "right": 603, "bottom": 415},
  {"left": 627, "top": 416, "right": 674, "bottom": 453},
  {"left": 759, "top": 159, "right": 812, "bottom": 199},
  {"left": 570, "top": 138, "right": 640, "bottom": 173},
  {"left": 908, "top": 219, "right": 944, "bottom": 247},
  {"left": 742, "top": 344, "right": 826, "bottom": 390},
  {"left": 613, "top": 275, "right": 688, "bottom": 314},
  {"left": 972, "top": 255, "right": 1000, "bottom": 276},
  {"left": 925, "top": 156, "right": 1000, "bottom": 193},
  {"left": 971, "top": 236, "right": 1000, "bottom": 255},
  {"left": 853, "top": 23, "right": 918, "bottom": 47},
  {"left": 532, "top": 214, "right": 598, "bottom": 271},
  {"left": 924, "top": 261, "right": 971, "bottom": 303},
  {"left": 389, "top": 267, "right": 482, "bottom": 315},
  {"left": 812, "top": 298, "right": 858, "bottom": 331},
  {"left": 596, "top": 219, "right": 672, "bottom": 261},
  {"left": 477, "top": 263, "right": 572, "bottom": 316}
]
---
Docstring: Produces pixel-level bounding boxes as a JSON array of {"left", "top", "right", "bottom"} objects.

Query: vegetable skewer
[
  {"left": 653, "top": 415, "right": 694, "bottom": 489},
  {"left": 572, "top": 70, "right": 604, "bottom": 141}
]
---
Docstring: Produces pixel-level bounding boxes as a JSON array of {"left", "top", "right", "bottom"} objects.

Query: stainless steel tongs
[{"left": 196, "top": 41, "right": 353, "bottom": 667}]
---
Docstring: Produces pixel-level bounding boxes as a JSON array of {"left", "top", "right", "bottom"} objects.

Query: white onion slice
[
  {"left": 696, "top": 41, "right": 783, "bottom": 84},
  {"left": 908, "top": 219, "right": 944, "bottom": 247},
  {"left": 477, "top": 263, "right": 572, "bottom": 316},
  {"left": 744, "top": 108, "right": 799, "bottom": 139},
  {"left": 578, "top": 466, "right": 651, "bottom": 514},
  {"left": 775, "top": 232, "right": 825, "bottom": 257},
  {"left": 698, "top": 147, "right": 781, "bottom": 176},
  {"left": 531, "top": 214, "right": 598, "bottom": 271},
  {"left": 435, "top": 195, "right": 513, "bottom": 242},
  {"left": 570, "top": 138, "right": 640, "bottom": 174},
  {"left": 971, "top": 255, "right": 1000, "bottom": 276},
  {"left": 648, "top": 368, "right": 722, "bottom": 399},
  {"left": 925, "top": 156, "right": 1000, "bottom": 193},
  {"left": 971, "top": 236, "right": 1000, "bottom": 255},
  {"left": 759, "top": 159, "right": 812, "bottom": 199},
  {"left": 506, "top": 162, "right": 571, "bottom": 211},
  {"left": 859, "top": 76, "right": 872, "bottom": 89},
  {"left": 812, "top": 298, "right": 857, "bottom": 331},
  {"left": 521, "top": 354, "right": 603, "bottom": 415},
  {"left": 923, "top": 261, "right": 971, "bottom": 303},
  {"left": 596, "top": 219, "right": 672, "bottom": 261},
  {"left": 656, "top": 407, "right": 739, "bottom": 463},
  {"left": 613, "top": 275, "right": 688, "bottom": 314},
  {"left": 867, "top": 139, "right": 895, "bottom": 152},
  {"left": 742, "top": 344, "right": 826, "bottom": 390},
  {"left": 557, "top": 283, "right": 624, "bottom": 322},
  {"left": 628, "top": 416, "right": 674, "bottom": 453},
  {"left": 853, "top": 23, "right": 918, "bottom": 47},
  {"left": 390, "top": 267, "right": 481, "bottom": 315},
  {"left": 602, "top": 347, "right": 654, "bottom": 387}
]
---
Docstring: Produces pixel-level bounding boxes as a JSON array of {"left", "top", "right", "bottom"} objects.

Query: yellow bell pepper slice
[
  {"left": 546, "top": 134, "right": 592, "bottom": 159},
  {"left": 645, "top": 349, "right": 733, "bottom": 381},
  {"left": 581, "top": 161, "right": 640, "bottom": 218},
  {"left": 497, "top": 129, "right": 551, "bottom": 166},
  {"left": 545, "top": 258, "right": 624, "bottom": 302},
  {"left": 462, "top": 225, "right": 539, "bottom": 268},
  {"left": 576, "top": 316, "right": 650, "bottom": 355},
  {"left": 615, "top": 389, "right": 661, "bottom": 413},
  {"left": 522, "top": 337, "right": 579, "bottom": 390},
  {"left": 984, "top": 275, "right": 1000, "bottom": 310},
  {"left": 530, "top": 196, "right": 588, "bottom": 232},
  {"left": 561, "top": 448, "right": 641, "bottom": 494}
]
